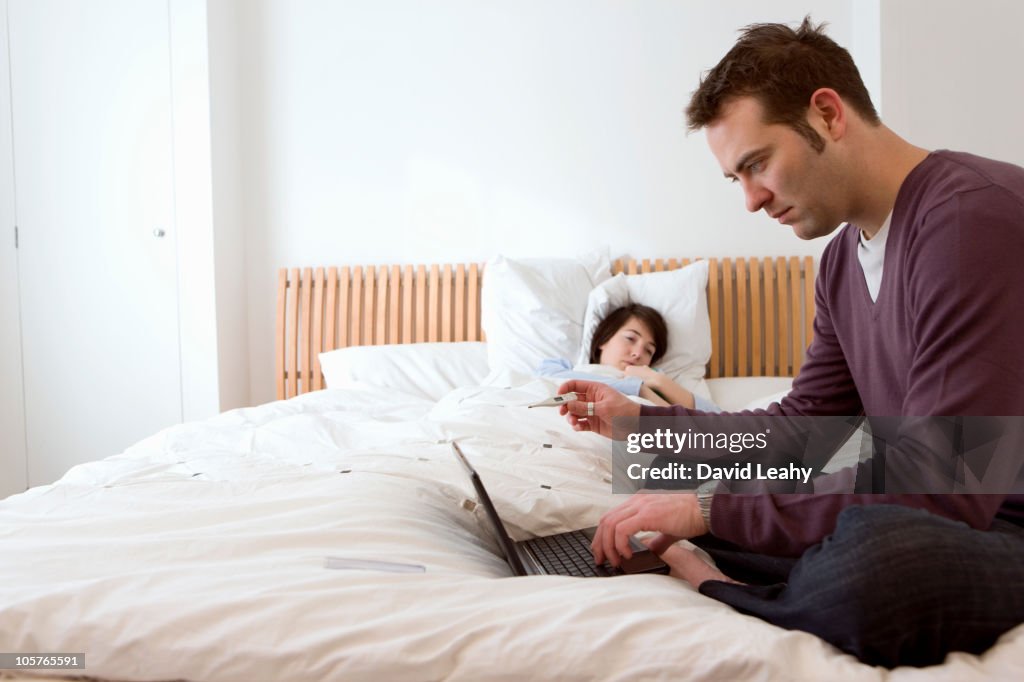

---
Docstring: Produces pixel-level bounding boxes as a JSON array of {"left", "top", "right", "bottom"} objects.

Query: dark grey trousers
[{"left": 693, "top": 504, "right": 1024, "bottom": 668}]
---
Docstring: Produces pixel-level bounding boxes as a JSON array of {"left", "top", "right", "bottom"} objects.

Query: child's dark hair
[{"left": 588, "top": 304, "right": 669, "bottom": 365}]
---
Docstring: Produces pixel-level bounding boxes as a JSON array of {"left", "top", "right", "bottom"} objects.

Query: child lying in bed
[{"left": 537, "top": 303, "right": 717, "bottom": 411}]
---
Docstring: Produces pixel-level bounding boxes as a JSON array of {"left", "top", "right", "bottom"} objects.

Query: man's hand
[
  {"left": 591, "top": 493, "right": 709, "bottom": 568},
  {"left": 556, "top": 380, "right": 640, "bottom": 439},
  {"left": 641, "top": 538, "right": 743, "bottom": 588}
]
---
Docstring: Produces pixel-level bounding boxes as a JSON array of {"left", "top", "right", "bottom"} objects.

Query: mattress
[{"left": 2, "top": 378, "right": 1022, "bottom": 681}]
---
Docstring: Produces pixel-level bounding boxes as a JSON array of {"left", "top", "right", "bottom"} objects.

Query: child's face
[{"left": 598, "top": 316, "right": 657, "bottom": 370}]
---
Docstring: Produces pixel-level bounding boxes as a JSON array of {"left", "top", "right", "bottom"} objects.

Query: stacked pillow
[
  {"left": 480, "top": 252, "right": 612, "bottom": 383},
  {"left": 319, "top": 342, "right": 489, "bottom": 402},
  {"left": 481, "top": 254, "right": 712, "bottom": 395},
  {"left": 576, "top": 262, "right": 712, "bottom": 395}
]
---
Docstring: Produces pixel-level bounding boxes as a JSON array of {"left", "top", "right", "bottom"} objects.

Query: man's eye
[{"left": 748, "top": 160, "right": 764, "bottom": 173}]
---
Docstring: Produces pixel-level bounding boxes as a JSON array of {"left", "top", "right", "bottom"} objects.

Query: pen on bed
[
  {"left": 324, "top": 557, "right": 426, "bottom": 573},
  {"left": 527, "top": 392, "right": 578, "bottom": 408}
]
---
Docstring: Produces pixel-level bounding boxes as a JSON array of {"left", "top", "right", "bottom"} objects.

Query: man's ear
[{"left": 809, "top": 88, "right": 846, "bottom": 141}]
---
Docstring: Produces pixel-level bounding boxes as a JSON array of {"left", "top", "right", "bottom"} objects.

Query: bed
[{"left": 2, "top": 255, "right": 1023, "bottom": 682}]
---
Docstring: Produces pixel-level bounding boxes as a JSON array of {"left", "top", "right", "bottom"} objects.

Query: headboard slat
[
  {"left": 312, "top": 267, "right": 325, "bottom": 391},
  {"left": 337, "top": 266, "right": 350, "bottom": 350},
  {"left": 763, "top": 258, "right": 776, "bottom": 376},
  {"left": 363, "top": 265, "right": 376, "bottom": 346},
  {"left": 401, "top": 265, "right": 413, "bottom": 344},
  {"left": 454, "top": 264, "right": 466, "bottom": 342},
  {"left": 775, "top": 258, "right": 790, "bottom": 375},
  {"left": 428, "top": 265, "right": 440, "bottom": 343},
  {"left": 804, "top": 257, "right": 815, "bottom": 363},
  {"left": 736, "top": 258, "right": 749, "bottom": 378},
  {"left": 300, "top": 268, "right": 313, "bottom": 394},
  {"left": 275, "top": 269, "right": 287, "bottom": 400},
  {"left": 325, "top": 267, "right": 339, "bottom": 359},
  {"left": 415, "top": 266, "right": 426, "bottom": 343},
  {"left": 442, "top": 264, "right": 453, "bottom": 343},
  {"left": 388, "top": 265, "right": 401, "bottom": 345},
  {"left": 749, "top": 258, "right": 762, "bottom": 377},
  {"left": 286, "top": 267, "right": 300, "bottom": 399},
  {"left": 707, "top": 259, "right": 721, "bottom": 379},
  {"left": 789, "top": 257, "right": 803, "bottom": 374},
  {"left": 468, "top": 263, "right": 481, "bottom": 342},
  {"left": 351, "top": 266, "right": 363, "bottom": 347},
  {"left": 276, "top": 256, "right": 817, "bottom": 398},
  {"left": 722, "top": 258, "right": 735, "bottom": 378},
  {"left": 374, "top": 266, "right": 387, "bottom": 345}
]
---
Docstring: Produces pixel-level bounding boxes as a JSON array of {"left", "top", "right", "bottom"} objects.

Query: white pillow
[
  {"left": 319, "top": 342, "right": 489, "bottom": 402},
  {"left": 705, "top": 376, "right": 794, "bottom": 412},
  {"left": 741, "top": 388, "right": 792, "bottom": 412},
  {"left": 577, "top": 261, "right": 712, "bottom": 386},
  {"left": 481, "top": 252, "right": 611, "bottom": 381}
]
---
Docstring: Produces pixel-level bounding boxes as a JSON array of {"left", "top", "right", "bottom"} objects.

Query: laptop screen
[{"left": 451, "top": 442, "right": 527, "bottom": 575}]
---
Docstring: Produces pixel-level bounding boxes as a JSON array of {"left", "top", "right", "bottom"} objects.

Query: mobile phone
[
  {"left": 618, "top": 548, "right": 670, "bottom": 574},
  {"left": 580, "top": 527, "right": 670, "bottom": 575}
]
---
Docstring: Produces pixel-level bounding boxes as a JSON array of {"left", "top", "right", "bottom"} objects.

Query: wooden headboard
[{"left": 275, "top": 256, "right": 816, "bottom": 400}]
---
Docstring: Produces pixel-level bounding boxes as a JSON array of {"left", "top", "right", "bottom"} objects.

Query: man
[{"left": 560, "top": 18, "right": 1024, "bottom": 668}]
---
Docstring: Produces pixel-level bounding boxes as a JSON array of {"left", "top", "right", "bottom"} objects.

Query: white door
[
  {"left": 0, "top": 0, "right": 27, "bottom": 498},
  {"left": 9, "top": 0, "right": 182, "bottom": 486}
]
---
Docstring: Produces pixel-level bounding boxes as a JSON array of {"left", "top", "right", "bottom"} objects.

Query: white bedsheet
[{"left": 2, "top": 381, "right": 1023, "bottom": 682}]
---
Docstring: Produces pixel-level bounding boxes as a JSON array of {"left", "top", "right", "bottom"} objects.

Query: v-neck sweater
[{"left": 642, "top": 150, "right": 1024, "bottom": 555}]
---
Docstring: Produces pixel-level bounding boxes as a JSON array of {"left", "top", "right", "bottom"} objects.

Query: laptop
[{"left": 451, "top": 442, "right": 668, "bottom": 577}]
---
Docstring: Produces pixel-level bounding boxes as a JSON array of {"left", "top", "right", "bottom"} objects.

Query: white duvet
[{"left": 2, "top": 380, "right": 1024, "bottom": 682}]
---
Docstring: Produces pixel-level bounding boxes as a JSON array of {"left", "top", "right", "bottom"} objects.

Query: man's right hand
[
  {"left": 556, "top": 380, "right": 640, "bottom": 439},
  {"left": 592, "top": 493, "right": 709, "bottom": 568}
]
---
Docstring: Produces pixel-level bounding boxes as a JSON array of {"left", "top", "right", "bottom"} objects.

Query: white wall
[
  {"left": 6, "top": 0, "right": 1018, "bottom": 476},
  {"left": 879, "top": 0, "right": 1024, "bottom": 167},
  {"left": 850, "top": 0, "right": 881, "bottom": 114},
  {"left": 205, "top": 0, "right": 1024, "bottom": 407},
  {"left": 213, "top": 0, "right": 856, "bottom": 406},
  {"left": 207, "top": 0, "right": 250, "bottom": 411}
]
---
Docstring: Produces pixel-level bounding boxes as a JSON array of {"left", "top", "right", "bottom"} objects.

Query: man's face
[{"left": 705, "top": 97, "right": 846, "bottom": 240}]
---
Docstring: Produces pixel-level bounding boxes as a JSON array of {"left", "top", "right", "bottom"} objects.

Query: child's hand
[{"left": 623, "top": 365, "right": 661, "bottom": 386}]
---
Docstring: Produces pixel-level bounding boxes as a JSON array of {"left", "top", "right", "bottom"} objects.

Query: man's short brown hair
[{"left": 685, "top": 17, "right": 880, "bottom": 152}]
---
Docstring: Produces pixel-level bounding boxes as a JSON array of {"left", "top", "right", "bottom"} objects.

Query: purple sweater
[{"left": 642, "top": 151, "right": 1024, "bottom": 556}]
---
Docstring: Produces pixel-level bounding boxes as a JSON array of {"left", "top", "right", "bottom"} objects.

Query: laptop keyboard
[{"left": 528, "top": 530, "right": 610, "bottom": 577}]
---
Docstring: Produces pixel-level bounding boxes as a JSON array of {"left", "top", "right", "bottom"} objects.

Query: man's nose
[{"left": 744, "top": 182, "right": 772, "bottom": 213}]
